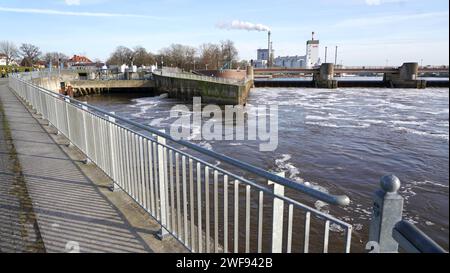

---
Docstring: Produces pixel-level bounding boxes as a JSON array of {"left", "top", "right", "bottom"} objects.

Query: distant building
[
  {"left": 67, "top": 55, "right": 97, "bottom": 70},
  {"left": 34, "top": 61, "right": 47, "bottom": 69},
  {"left": 0, "top": 54, "right": 7, "bottom": 66},
  {"left": 0, "top": 54, "right": 18, "bottom": 66},
  {"left": 274, "top": 32, "right": 321, "bottom": 69},
  {"left": 254, "top": 49, "right": 269, "bottom": 68}
]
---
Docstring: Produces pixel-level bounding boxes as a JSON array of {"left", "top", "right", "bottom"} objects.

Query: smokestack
[{"left": 268, "top": 31, "right": 271, "bottom": 68}]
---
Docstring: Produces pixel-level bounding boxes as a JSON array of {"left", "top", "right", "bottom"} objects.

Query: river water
[{"left": 81, "top": 87, "right": 449, "bottom": 252}]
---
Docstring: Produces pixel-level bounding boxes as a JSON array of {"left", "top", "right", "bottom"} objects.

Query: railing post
[
  {"left": 64, "top": 97, "right": 73, "bottom": 146},
  {"left": 108, "top": 112, "right": 120, "bottom": 192},
  {"left": 157, "top": 130, "right": 170, "bottom": 240},
  {"left": 369, "top": 174, "right": 404, "bottom": 253},
  {"left": 81, "top": 103, "right": 92, "bottom": 164},
  {"left": 268, "top": 172, "right": 286, "bottom": 253}
]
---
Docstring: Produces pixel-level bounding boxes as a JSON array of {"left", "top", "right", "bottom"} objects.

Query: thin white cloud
[
  {"left": 364, "top": 0, "right": 405, "bottom": 5},
  {"left": 365, "top": 0, "right": 381, "bottom": 5},
  {"left": 0, "top": 6, "right": 163, "bottom": 19},
  {"left": 335, "top": 11, "right": 449, "bottom": 28},
  {"left": 65, "top": 0, "right": 81, "bottom": 6}
]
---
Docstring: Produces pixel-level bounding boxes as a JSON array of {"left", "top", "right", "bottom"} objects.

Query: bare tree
[
  {"left": 133, "top": 46, "right": 155, "bottom": 67},
  {"left": 198, "top": 41, "right": 239, "bottom": 70},
  {"left": 159, "top": 44, "right": 197, "bottom": 71},
  {"left": 220, "top": 40, "right": 239, "bottom": 69},
  {"left": 199, "top": 43, "right": 221, "bottom": 70},
  {"left": 0, "top": 41, "right": 19, "bottom": 66},
  {"left": 106, "top": 46, "right": 134, "bottom": 66},
  {"left": 43, "top": 52, "right": 69, "bottom": 66},
  {"left": 20, "top": 43, "right": 42, "bottom": 65}
]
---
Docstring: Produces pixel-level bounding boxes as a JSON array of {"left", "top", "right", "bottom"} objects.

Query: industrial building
[
  {"left": 254, "top": 32, "right": 321, "bottom": 69},
  {"left": 275, "top": 32, "right": 321, "bottom": 69}
]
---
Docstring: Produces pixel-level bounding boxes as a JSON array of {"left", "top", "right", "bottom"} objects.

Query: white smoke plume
[{"left": 216, "top": 20, "right": 271, "bottom": 32}]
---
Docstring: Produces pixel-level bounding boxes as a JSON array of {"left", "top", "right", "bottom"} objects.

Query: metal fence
[
  {"left": 157, "top": 70, "right": 248, "bottom": 86},
  {"left": 8, "top": 75, "right": 354, "bottom": 253}
]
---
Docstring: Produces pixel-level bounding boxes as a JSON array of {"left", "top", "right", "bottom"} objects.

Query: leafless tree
[
  {"left": 198, "top": 41, "right": 239, "bottom": 70},
  {"left": 220, "top": 40, "right": 239, "bottom": 69},
  {"left": 133, "top": 46, "right": 155, "bottom": 67},
  {"left": 19, "top": 43, "right": 42, "bottom": 65},
  {"left": 43, "top": 52, "right": 69, "bottom": 66},
  {"left": 0, "top": 41, "right": 19, "bottom": 66},
  {"left": 106, "top": 46, "right": 134, "bottom": 66},
  {"left": 199, "top": 43, "right": 221, "bottom": 70},
  {"left": 159, "top": 44, "right": 197, "bottom": 71}
]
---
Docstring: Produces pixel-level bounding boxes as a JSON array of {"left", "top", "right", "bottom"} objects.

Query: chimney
[{"left": 268, "top": 31, "right": 272, "bottom": 67}]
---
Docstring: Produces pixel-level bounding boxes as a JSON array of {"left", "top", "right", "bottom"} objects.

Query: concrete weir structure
[
  {"left": 384, "top": 62, "right": 426, "bottom": 88},
  {"left": 152, "top": 67, "right": 254, "bottom": 105},
  {"left": 255, "top": 62, "right": 448, "bottom": 89},
  {"left": 65, "top": 80, "right": 154, "bottom": 97},
  {"left": 313, "top": 63, "right": 338, "bottom": 88}
]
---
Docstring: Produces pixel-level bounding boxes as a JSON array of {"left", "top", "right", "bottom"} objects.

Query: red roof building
[
  {"left": 68, "top": 55, "right": 93, "bottom": 64},
  {"left": 67, "top": 55, "right": 98, "bottom": 70}
]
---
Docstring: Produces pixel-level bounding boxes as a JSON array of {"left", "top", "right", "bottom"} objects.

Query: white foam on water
[
  {"left": 274, "top": 154, "right": 330, "bottom": 195},
  {"left": 314, "top": 200, "right": 330, "bottom": 214},
  {"left": 228, "top": 142, "right": 243, "bottom": 146},
  {"left": 130, "top": 98, "right": 160, "bottom": 118},
  {"left": 306, "top": 121, "right": 371, "bottom": 129},
  {"left": 392, "top": 120, "right": 426, "bottom": 126},
  {"left": 394, "top": 126, "right": 449, "bottom": 141},
  {"left": 411, "top": 180, "right": 449, "bottom": 189},
  {"left": 198, "top": 141, "right": 213, "bottom": 151},
  {"left": 148, "top": 117, "right": 172, "bottom": 128}
]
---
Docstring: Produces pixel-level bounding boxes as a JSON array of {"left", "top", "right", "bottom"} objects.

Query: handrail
[
  {"left": 156, "top": 70, "right": 247, "bottom": 86},
  {"left": 393, "top": 221, "right": 447, "bottom": 253},
  {"left": 11, "top": 74, "right": 350, "bottom": 206}
]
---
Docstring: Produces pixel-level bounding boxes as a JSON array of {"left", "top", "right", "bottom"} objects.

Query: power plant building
[{"left": 274, "top": 33, "right": 321, "bottom": 69}]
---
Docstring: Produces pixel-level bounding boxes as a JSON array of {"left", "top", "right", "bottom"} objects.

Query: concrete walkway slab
[{"left": 0, "top": 79, "right": 186, "bottom": 253}]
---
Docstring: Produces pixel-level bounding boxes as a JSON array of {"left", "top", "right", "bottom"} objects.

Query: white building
[
  {"left": 274, "top": 55, "right": 306, "bottom": 68},
  {"left": 274, "top": 33, "right": 321, "bottom": 69},
  {"left": 0, "top": 54, "right": 8, "bottom": 66}
]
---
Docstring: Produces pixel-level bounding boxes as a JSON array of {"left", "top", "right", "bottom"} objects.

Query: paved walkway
[{"left": 0, "top": 79, "right": 185, "bottom": 253}]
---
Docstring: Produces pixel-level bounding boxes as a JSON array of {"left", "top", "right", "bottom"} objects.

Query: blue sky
[{"left": 0, "top": 0, "right": 448, "bottom": 66}]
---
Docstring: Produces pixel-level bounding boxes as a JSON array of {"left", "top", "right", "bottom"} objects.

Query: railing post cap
[
  {"left": 380, "top": 174, "right": 401, "bottom": 193},
  {"left": 335, "top": 195, "right": 351, "bottom": 206}
]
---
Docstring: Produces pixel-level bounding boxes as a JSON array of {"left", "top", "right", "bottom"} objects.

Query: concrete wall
[
  {"left": 66, "top": 80, "right": 154, "bottom": 97},
  {"left": 30, "top": 71, "right": 79, "bottom": 93},
  {"left": 153, "top": 73, "right": 252, "bottom": 105},
  {"left": 195, "top": 69, "right": 247, "bottom": 80}
]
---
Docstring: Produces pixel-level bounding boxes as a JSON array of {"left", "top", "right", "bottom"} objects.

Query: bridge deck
[
  {"left": 254, "top": 68, "right": 449, "bottom": 74},
  {"left": 0, "top": 79, "right": 186, "bottom": 253}
]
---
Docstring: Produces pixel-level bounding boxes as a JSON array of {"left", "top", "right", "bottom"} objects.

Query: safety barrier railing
[
  {"left": 156, "top": 70, "right": 247, "bottom": 86},
  {"left": 368, "top": 175, "right": 447, "bottom": 253},
  {"left": 8, "top": 74, "right": 353, "bottom": 253}
]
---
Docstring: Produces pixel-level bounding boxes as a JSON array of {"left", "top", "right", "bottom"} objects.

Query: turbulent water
[{"left": 81, "top": 87, "right": 449, "bottom": 251}]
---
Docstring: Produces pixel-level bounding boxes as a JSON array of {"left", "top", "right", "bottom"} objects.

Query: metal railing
[
  {"left": 368, "top": 175, "right": 447, "bottom": 253},
  {"left": 393, "top": 221, "right": 446, "bottom": 253},
  {"left": 156, "top": 70, "right": 248, "bottom": 86},
  {"left": 8, "top": 74, "right": 353, "bottom": 253}
]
